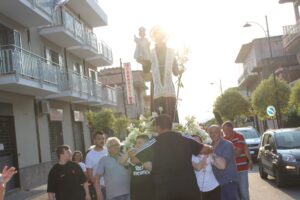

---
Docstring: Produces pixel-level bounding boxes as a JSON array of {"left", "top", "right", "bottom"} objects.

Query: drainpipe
[{"left": 34, "top": 100, "right": 42, "bottom": 163}]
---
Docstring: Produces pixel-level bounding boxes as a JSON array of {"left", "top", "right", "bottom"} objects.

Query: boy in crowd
[
  {"left": 120, "top": 134, "right": 154, "bottom": 200},
  {"left": 47, "top": 145, "right": 91, "bottom": 200}
]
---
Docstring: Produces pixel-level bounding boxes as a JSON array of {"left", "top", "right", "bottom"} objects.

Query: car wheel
[
  {"left": 274, "top": 168, "right": 285, "bottom": 188},
  {"left": 259, "top": 160, "right": 268, "bottom": 179}
]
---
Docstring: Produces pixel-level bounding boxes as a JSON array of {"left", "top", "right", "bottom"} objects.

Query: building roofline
[{"left": 235, "top": 35, "right": 283, "bottom": 63}]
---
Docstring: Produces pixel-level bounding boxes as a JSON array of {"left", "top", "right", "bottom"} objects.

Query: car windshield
[
  {"left": 275, "top": 131, "right": 300, "bottom": 149},
  {"left": 235, "top": 129, "right": 259, "bottom": 139}
]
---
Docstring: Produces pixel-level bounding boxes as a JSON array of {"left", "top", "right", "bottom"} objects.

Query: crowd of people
[{"left": 46, "top": 114, "right": 253, "bottom": 200}]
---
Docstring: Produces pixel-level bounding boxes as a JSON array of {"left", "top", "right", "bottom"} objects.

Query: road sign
[{"left": 266, "top": 105, "right": 276, "bottom": 117}]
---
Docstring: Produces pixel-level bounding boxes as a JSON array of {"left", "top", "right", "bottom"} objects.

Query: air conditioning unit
[{"left": 39, "top": 100, "right": 50, "bottom": 114}]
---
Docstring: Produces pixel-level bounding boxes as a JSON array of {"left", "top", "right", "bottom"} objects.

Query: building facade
[
  {"left": 99, "top": 67, "right": 148, "bottom": 119},
  {"left": 0, "top": 0, "right": 116, "bottom": 191},
  {"left": 235, "top": 36, "right": 300, "bottom": 132},
  {"left": 280, "top": 0, "right": 300, "bottom": 86}
]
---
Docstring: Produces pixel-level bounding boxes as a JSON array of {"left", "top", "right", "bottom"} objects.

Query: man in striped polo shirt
[{"left": 222, "top": 121, "right": 252, "bottom": 200}]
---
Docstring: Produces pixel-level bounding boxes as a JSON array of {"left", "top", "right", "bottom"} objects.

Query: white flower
[
  {"left": 158, "top": 106, "right": 163, "bottom": 114},
  {"left": 139, "top": 115, "right": 146, "bottom": 121},
  {"left": 152, "top": 112, "right": 158, "bottom": 118}
]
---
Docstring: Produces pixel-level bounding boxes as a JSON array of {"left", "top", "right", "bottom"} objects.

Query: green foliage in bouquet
[
  {"left": 173, "top": 116, "right": 211, "bottom": 144},
  {"left": 123, "top": 114, "right": 212, "bottom": 152},
  {"left": 123, "top": 114, "right": 157, "bottom": 151}
]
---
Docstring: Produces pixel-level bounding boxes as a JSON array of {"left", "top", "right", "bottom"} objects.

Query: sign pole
[{"left": 120, "top": 58, "right": 128, "bottom": 117}]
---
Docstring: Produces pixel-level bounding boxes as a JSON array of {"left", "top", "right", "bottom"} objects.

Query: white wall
[
  {"left": 0, "top": 91, "right": 39, "bottom": 168},
  {"left": 37, "top": 114, "right": 51, "bottom": 163}
]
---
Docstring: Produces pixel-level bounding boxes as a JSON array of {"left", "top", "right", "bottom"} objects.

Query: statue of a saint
[
  {"left": 134, "top": 25, "right": 180, "bottom": 122},
  {"left": 134, "top": 27, "right": 151, "bottom": 72}
]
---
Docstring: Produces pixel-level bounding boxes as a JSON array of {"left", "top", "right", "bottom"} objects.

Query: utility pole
[
  {"left": 265, "top": 16, "right": 282, "bottom": 128},
  {"left": 119, "top": 58, "right": 128, "bottom": 117}
]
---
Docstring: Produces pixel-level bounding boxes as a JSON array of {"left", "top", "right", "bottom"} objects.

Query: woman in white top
[
  {"left": 72, "top": 150, "right": 87, "bottom": 176},
  {"left": 192, "top": 135, "right": 220, "bottom": 200}
]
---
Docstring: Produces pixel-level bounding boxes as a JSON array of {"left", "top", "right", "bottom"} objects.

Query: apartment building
[
  {"left": 0, "top": 0, "right": 116, "bottom": 191},
  {"left": 280, "top": 0, "right": 300, "bottom": 85},
  {"left": 99, "top": 67, "right": 148, "bottom": 119},
  {"left": 235, "top": 36, "right": 299, "bottom": 131}
]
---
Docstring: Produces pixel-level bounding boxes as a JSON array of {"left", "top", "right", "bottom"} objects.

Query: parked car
[
  {"left": 234, "top": 127, "right": 261, "bottom": 159},
  {"left": 258, "top": 128, "right": 300, "bottom": 187}
]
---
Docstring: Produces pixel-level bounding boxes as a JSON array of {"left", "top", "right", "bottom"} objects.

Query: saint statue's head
[
  {"left": 150, "top": 25, "right": 169, "bottom": 45},
  {"left": 138, "top": 26, "right": 146, "bottom": 38}
]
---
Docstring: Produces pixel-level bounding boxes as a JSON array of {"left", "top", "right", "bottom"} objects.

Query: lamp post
[
  {"left": 243, "top": 15, "right": 282, "bottom": 128},
  {"left": 210, "top": 79, "right": 223, "bottom": 95}
]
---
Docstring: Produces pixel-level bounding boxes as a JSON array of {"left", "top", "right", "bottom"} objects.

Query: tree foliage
[
  {"left": 252, "top": 76, "right": 290, "bottom": 119},
  {"left": 214, "top": 88, "right": 250, "bottom": 121},
  {"left": 289, "top": 80, "right": 300, "bottom": 114},
  {"left": 87, "top": 109, "right": 116, "bottom": 134},
  {"left": 113, "top": 116, "right": 130, "bottom": 139}
]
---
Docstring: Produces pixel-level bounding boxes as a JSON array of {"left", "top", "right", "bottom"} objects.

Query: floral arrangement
[
  {"left": 123, "top": 113, "right": 157, "bottom": 152},
  {"left": 123, "top": 113, "right": 211, "bottom": 152}
]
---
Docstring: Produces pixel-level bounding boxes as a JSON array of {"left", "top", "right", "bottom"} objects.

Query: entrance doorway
[{"left": 0, "top": 116, "right": 19, "bottom": 191}]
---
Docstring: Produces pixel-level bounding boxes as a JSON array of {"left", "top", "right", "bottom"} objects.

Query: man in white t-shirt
[{"left": 86, "top": 131, "right": 108, "bottom": 200}]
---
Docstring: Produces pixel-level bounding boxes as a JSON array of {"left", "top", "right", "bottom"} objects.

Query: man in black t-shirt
[
  {"left": 134, "top": 114, "right": 213, "bottom": 200},
  {"left": 128, "top": 135, "right": 154, "bottom": 200},
  {"left": 47, "top": 145, "right": 91, "bottom": 200}
]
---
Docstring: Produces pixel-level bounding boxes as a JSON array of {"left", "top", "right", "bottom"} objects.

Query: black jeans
[{"left": 201, "top": 186, "right": 221, "bottom": 200}]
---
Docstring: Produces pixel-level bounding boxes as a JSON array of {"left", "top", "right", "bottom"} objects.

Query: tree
[
  {"left": 90, "top": 109, "right": 116, "bottom": 135},
  {"left": 289, "top": 80, "right": 300, "bottom": 114},
  {"left": 252, "top": 76, "right": 290, "bottom": 119},
  {"left": 214, "top": 88, "right": 251, "bottom": 121},
  {"left": 113, "top": 116, "right": 130, "bottom": 140}
]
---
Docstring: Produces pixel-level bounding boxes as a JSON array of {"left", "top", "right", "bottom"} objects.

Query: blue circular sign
[{"left": 266, "top": 105, "right": 276, "bottom": 117}]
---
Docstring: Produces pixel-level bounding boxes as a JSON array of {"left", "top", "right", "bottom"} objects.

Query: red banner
[{"left": 123, "top": 62, "right": 135, "bottom": 104}]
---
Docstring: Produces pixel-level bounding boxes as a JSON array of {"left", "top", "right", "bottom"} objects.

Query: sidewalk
[{"left": 5, "top": 185, "right": 47, "bottom": 200}]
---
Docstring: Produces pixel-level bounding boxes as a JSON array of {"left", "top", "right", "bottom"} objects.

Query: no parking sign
[{"left": 266, "top": 105, "right": 276, "bottom": 117}]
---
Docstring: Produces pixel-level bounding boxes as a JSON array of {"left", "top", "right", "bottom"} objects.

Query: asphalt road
[{"left": 249, "top": 164, "right": 300, "bottom": 200}]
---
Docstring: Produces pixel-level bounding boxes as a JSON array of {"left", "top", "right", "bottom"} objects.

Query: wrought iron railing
[
  {"left": 0, "top": 45, "right": 64, "bottom": 87},
  {"left": 282, "top": 21, "right": 300, "bottom": 47},
  {"left": 102, "top": 85, "right": 117, "bottom": 105},
  {"left": 51, "top": 8, "right": 84, "bottom": 43}
]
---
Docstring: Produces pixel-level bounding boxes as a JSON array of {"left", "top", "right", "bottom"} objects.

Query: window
[
  {"left": 262, "top": 134, "right": 270, "bottom": 146},
  {"left": 89, "top": 68, "right": 97, "bottom": 81},
  {"left": 45, "top": 48, "right": 62, "bottom": 67},
  {"left": 73, "top": 63, "right": 82, "bottom": 74}
]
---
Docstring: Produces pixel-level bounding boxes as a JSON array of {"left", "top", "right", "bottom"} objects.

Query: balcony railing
[
  {"left": 64, "top": 70, "right": 90, "bottom": 96},
  {"left": 85, "top": 32, "right": 98, "bottom": 52},
  {"left": 0, "top": 45, "right": 64, "bottom": 87},
  {"left": 51, "top": 8, "right": 85, "bottom": 43},
  {"left": 103, "top": 86, "right": 117, "bottom": 105},
  {"left": 282, "top": 21, "right": 300, "bottom": 48},
  {"left": 98, "top": 41, "right": 113, "bottom": 62},
  {"left": 34, "top": 0, "right": 53, "bottom": 17}
]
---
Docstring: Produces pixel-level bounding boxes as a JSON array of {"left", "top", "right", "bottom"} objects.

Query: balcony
[
  {"left": 67, "top": 32, "right": 98, "bottom": 58},
  {"left": 0, "top": 45, "right": 63, "bottom": 96},
  {"left": 238, "top": 70, "right": 259, "bottom": 89},
  {"left": 87, "top": 81, "right": 105, "bottom": 105},
  {"left": 102, "top": 86, "right": 117, "bottom": 106},
  {"left": 86, "top": 41, "right": 113, "bottom": 66},
  {"left": 67, "top": 0, "right": 107, "bottom": 27},
  {"left": 39, "top": 8, "right": 84, "bottom": 48},
  {"left": 48, "top": 70, "right": 90, "bottom": 102},
  {"left": 282, "top": 21, "right": 300, "bottom": 51},
  {"left": 0, "top": 0, "right": 53, "bottom": 27},
  {"left": 68, "top": 32, "right": 113, "bottom": 66}
]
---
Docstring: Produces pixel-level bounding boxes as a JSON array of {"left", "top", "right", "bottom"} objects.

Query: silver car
[{"left": 234, "top": 127, "right": 261, "bottom": 159}]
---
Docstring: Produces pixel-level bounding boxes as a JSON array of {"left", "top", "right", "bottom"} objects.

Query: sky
[{"left": 95, "top": 0, "right": 296, "bottom": 123}]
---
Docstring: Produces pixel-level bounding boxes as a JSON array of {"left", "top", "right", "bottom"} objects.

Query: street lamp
[
  {"left": 210, "top": 79, "right": 223, "bottom": 95},
  {"left": 243, "top": 15, "right": 282, "bottom": 128}
]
